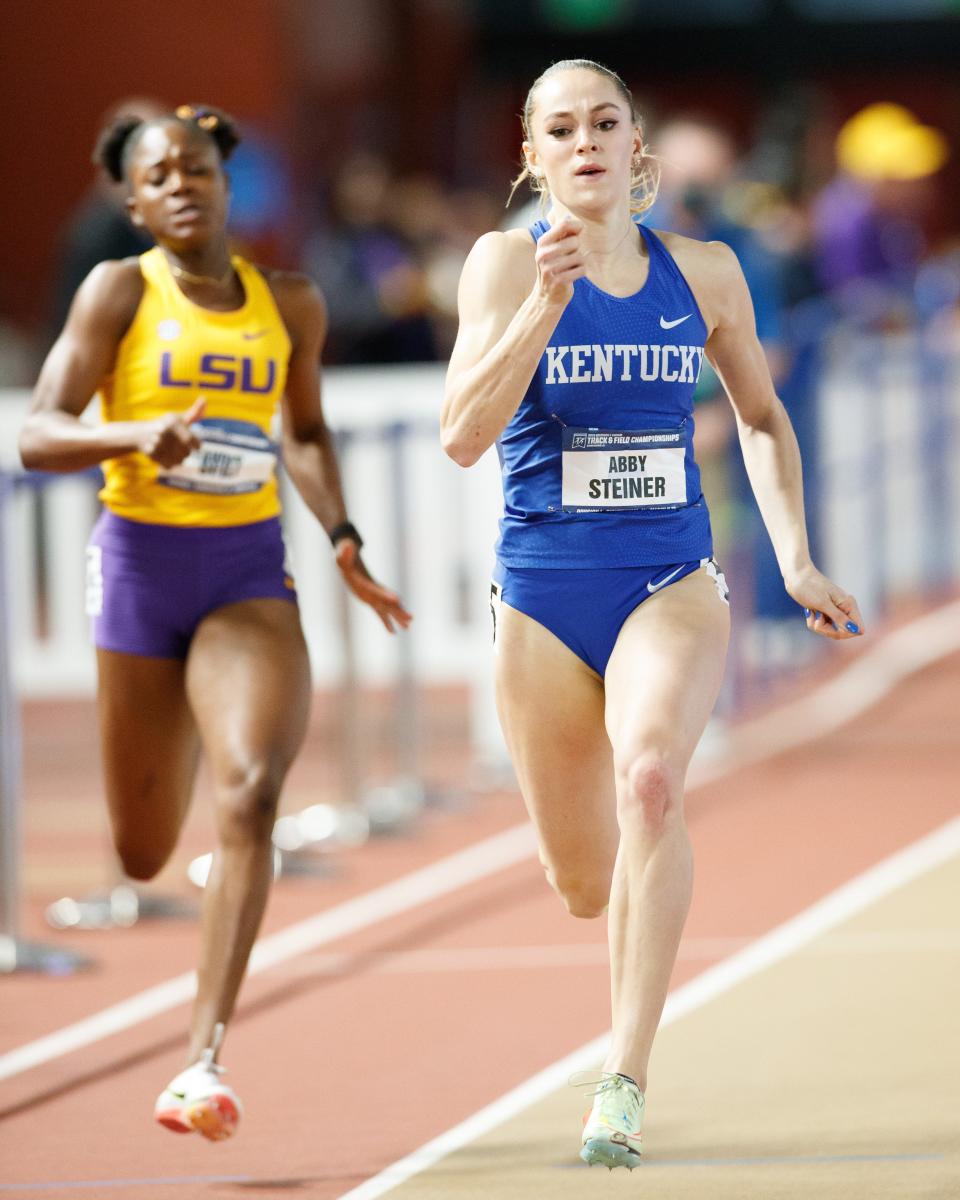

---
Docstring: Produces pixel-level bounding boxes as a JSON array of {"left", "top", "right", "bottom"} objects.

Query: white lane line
[
  {"left": 2, "top": 599, "right": 958, "bottom": 1082},
  {"left": 0, "top": 824, "right": 536, "bottom": 1082},
  {"left": 336, "top": 815, "right": 960, "bottom": 1200},
  {"left": 262, "top": 925, "right": 960, "bottom": 981},
  {"left": 0, "top": 1177, "right": 253, "bottom": 1194}
]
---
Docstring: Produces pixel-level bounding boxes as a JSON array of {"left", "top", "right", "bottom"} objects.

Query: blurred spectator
[
  {"left": 302, "top": 153, "right": 437, "bottom": 364},
  {"left": 648, "top": 117, "right": 786, "bottom": 371},
  {"left": 398, "top": 179, "right": 501, "bottom": 357},
  {"left": 48, "top": 97, "right": 166, "bottom": 342},
  {"left": 0, "top": 321, "right": 34, "bottom": 387},
  {"left": 222, "top": 129, "right": 298, "bottom": 269},
  {"left": 812, "top": 102, "right": 950, "bottom": 327}
]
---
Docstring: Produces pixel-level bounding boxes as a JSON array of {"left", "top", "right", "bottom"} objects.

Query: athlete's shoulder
[
  {"left": 460, "top": 227, "right": 536, "bottom": 311},
  {"left": 85, "top": 255, "right": 145, "bottom": 295},
  {"left": 654, "top": 229, "right": 742, "bottom": 284},
  {"left": 69, "top": 257, "right": 144, "bottom": 333},
  {"left": 468, "top": 226, "right": 536, "bottom": 267},
  {"left": 259, "top": 267, "right": 326, "bottom": 348},
  {"left": 258, "top": 266, "right": 322, "bottom": 307}
]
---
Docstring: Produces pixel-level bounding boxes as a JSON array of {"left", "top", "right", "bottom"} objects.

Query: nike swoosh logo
[
  {"left": 659, "top": 314, "right": 691, "bottom": 329},
  {"left": 242, "top": 330, "right": 269, "bottom": 340},
  {"left": 647, "top": 565, "right": 685, "bottom": 594}
]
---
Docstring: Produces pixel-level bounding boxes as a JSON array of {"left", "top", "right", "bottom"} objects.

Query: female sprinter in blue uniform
[
  {"left": 20, "top": 106, "right": 411, "bottom": 1141},
  {"left": 442, "top": 60, "right": 863, "bottom": 1169}
]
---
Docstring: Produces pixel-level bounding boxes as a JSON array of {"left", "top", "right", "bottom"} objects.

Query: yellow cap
[{"left": 836, "top": 102, "right": 949, "bottom": 182}]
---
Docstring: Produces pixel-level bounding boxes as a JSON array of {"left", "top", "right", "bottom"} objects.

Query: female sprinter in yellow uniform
[
  {"left": 442, "top": 61, "right": 862, "bottom": 1168},
  {"left": 20, "top": 105, "right": 411, "bottom": 1141}
]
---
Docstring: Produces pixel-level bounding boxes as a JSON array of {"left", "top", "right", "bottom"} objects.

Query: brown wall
[{"left": 0, "top": 0, "right": 294, "bottom": 331}]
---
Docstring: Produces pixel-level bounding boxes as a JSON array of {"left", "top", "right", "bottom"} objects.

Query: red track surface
[{"left": 2, "top": 644, "right": 958, "bottom": 1198}]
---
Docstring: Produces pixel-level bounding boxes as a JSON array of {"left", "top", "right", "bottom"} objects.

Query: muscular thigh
[
  {"left": 185, "top": 597, "right": 311, "bottom": 786},
  {"left": 96, "top": 649, "right": 200, "bottom": 849},
  {"left": 494, "top": 601, "right": 619, "bottom": 883},
  {"left": 604, "top": 565, "right": 731, "bottom": 778}
]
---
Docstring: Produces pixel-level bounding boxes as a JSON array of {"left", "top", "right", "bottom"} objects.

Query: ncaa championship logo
[{"left": 157, "top": 319, "right": 182, "bottom": 341}]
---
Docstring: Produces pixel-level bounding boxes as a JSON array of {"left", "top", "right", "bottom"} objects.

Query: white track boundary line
[
  {"left": 0, "top": 824, "right": 536, "bottom": 1081},
  {"left": 336, "top": 814, "right": 960, "bottom": 1200},
  {"left": 2, "top": 598, "right": 958, "bottom": 1083}
]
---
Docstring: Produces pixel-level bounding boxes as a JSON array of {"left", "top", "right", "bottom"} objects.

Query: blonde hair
[{"left": 507, "top": 59, "right": 659, "bottom": 216}]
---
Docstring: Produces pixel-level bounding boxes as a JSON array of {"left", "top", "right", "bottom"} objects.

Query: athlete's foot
[
  {"left": 154, "top": 1023, "right": 241, "bottom": 1142},
  {"left": 578, "top": 1072, "right": 644, "bottom": 1170}
]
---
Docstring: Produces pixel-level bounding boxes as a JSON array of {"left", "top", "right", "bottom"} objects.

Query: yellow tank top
[{"left": 98, "top": 247, "right": 292, "bottom": 526}]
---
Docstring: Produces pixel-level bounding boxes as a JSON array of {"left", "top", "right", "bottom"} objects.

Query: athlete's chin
[{"left": 158, "top": 222, "right": 213, "bottom": 251}]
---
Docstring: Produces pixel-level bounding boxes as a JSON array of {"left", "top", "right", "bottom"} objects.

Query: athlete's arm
[
  {"left": 271, "top": 273, "right": 411, "bottom": 633},
  {"left": 441, "top": 218, "right": 585, "bottom": 467},
  {"left": 19, "top": 260, "right": 203, "bottom": 472},
  {"left": 698, "top": 241, "right": 863, "bottom": 640}
]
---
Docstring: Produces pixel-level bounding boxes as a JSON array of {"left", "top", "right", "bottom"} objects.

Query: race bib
[
  {"left": 157, "top": 418, "right": 277, "bottom": 496},
  {"left": 561, "top": 427, "right": 688, "bottom": 511}
]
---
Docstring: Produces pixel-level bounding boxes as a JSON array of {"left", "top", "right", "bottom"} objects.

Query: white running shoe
[
  {"left": 154, "top": 1024, "right": 241, "bottom": 1142},
  {"left": 579, "top": 1072, "right": 644, "bottom": 1169}
]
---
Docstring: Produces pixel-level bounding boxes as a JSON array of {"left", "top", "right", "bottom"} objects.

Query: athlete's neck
[
  {"left": 160, "top": 238, "right": 234, "bottom": 288},
  {"left": 550, "top": 206, "right": 638, "bottom": 260}
]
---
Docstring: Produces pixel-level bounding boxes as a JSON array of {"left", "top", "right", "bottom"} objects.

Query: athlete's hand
[
  {"left": 140, "top": 397, "right": 206, "bottom": 467},
  {"left": 535, "top": 215, "right": 586, "bottom": 307},
  {"left": 785, "top": 565, "right": 864, "bottom": 641},
  {"left": 335, "top": 538, "right": 413, "bottom": 634}
]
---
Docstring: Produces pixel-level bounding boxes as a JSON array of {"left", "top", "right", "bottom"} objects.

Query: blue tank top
[{"left": 495, "top": 221, "right": 713, "bottom": 568}]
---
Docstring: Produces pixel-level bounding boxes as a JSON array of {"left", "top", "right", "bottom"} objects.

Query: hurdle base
[
  {"left": 45, "top": 884, "right": 198, "bottom": 931},
  {"left": 0, "top": 934, "right": 93, "bottom": 975}
]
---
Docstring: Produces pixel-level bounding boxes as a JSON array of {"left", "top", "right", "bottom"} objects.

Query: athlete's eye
[
  {"left": 596, "top": 120, "right": 617, "bottom": 131},
  {"left": 547, "top": 126, "right": 572, "bottom": 138}
]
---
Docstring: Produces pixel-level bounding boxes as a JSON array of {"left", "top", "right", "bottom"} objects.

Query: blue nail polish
[
  {"left": 845, "top": 621, "right": 860, "bottom": 634},
  {"left": 803, "top": 608, "right": 811, "bottom": 618}
]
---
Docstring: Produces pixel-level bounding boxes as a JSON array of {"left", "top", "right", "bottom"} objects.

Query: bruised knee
[
  {"left": 544, "top": 862, "right": 610, "bottom": 919},
  {"left": 617, "top": 754, "right": 680, "bottom": 833}
]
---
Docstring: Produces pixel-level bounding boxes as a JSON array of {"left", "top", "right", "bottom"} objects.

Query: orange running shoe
[{"left": 154, "top": 1024, "right": 241, "bottom": 1142}]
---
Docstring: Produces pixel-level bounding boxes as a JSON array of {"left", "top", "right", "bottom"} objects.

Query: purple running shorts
[{"left": 86, "top": 510, "right": 297, "bottom": 659}]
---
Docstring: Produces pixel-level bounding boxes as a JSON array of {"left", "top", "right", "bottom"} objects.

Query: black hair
[{"left": 93, "top": 104, "right": 241, "bottom": 183}]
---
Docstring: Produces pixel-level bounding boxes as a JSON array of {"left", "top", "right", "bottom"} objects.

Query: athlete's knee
[
  {"left": 114, "top": 838, "right": 171, "bottom": 881},
  {"left": 216, "top": 759, "right": 285, "bottom": 845},
  {"left": 545, "top": 862, "right": 610, "bottom": 919},
  {"left": 617, "top": 753, "right": 681, "bottom": 832}
]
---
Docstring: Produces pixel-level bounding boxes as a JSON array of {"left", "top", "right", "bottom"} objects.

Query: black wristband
[{"left": 328, "top": 521, "right": 363, "bottom": 550}]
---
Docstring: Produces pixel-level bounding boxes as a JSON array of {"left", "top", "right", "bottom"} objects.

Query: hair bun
[
  {"left": 175, "top": 103, "right": 239, "bottom": 160},
  {"left": 175, "top": 104, "right": 219, "bottom": 132}
]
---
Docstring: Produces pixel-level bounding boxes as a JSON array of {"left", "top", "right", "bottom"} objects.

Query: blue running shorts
[{"left": 491, "top": 558, "right": 729, "bottom": 678}]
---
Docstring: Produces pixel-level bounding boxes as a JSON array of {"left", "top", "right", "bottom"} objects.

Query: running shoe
[
  {"left": 154, "top": 1024, "right": 241, "bottom": 1141},
  {"left": 579, "top": 1072, "right": 644, "bottom": 1169}
]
